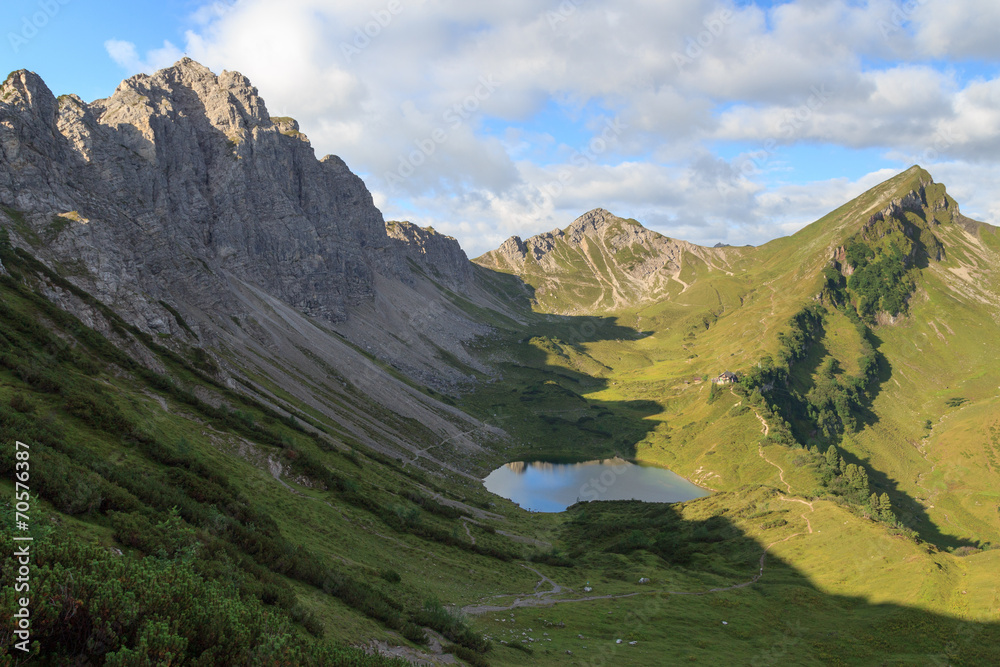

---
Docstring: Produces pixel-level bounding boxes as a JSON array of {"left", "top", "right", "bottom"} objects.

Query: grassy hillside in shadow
[
  {"left": 470, "top": 488, "right": 1000, "bottom": 666},
  {"left": 458, "top": 309, "right": 663, "bottom": 465}
]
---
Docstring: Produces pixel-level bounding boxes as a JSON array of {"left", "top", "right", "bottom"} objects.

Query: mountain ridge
[
  {"left": 476, "top": 207, "right": 744, "bottom": 313},
  {"left": 475, "top": 165, "right": 998, "bottom": 319},
  {"left": 1, "top": 60, "right": 401, "bottom": 326},
  {"left": 1, "top": 59, "right": 515, "bottom": 484}
]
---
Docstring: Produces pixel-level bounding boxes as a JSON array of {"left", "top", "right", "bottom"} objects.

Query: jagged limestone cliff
[
  {"left": 0, "top": 59, "right": 500, "bottom": 468},
  {"left": 1, "top": 60, "right": 411, "bottom": 327},
  {"left": 476, "top": 207, "right": 744, "bottom": 312},
  {"left": 385, "top": 220, "right": 474, "bottom": 288}
]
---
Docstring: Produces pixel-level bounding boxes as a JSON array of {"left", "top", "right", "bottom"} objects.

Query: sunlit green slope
[{"left": 462, "top": 165, "right": 1000, "bottom": 660}]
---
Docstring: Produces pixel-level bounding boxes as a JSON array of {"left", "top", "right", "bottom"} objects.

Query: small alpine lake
[{"left": 483, "top": 458, "right": 710, "bottom": 513}]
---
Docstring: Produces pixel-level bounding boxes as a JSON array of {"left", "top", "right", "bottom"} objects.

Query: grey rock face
[
  {"left": 475, "top": 207, "right": 740, "bottom": 312},
  {"left": 0, "top": 61, "right": 516, "bottom": 471},
  {"left": 491, "top": 235, "right": 528, "bottom": 265},
  {"left": 0, "top": 59, "right": 406, "bottom": 327},
  {"left": 385, "top": 220, "right": 473, "bottom": 288}
]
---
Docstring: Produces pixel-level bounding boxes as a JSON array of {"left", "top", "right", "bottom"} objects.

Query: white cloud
[
  {"left": 912, "top": 0, "right": 1000, "bottom": 60},
  {"left": 100, "top": 0, "right": 1000, "bottom": 255},
  {"left": 104, "top": 39, "right": 184, "bottom": 75}
]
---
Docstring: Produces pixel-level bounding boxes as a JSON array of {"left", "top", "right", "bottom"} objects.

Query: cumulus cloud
[
  {"left": 101, "top": 0, "right": 1000, "bottom": 255},
  {"left": 104, "top": 39, "right": 184, "bottom": 75},
  {"left": 912, "top": 0, "right": 1000, "bottom": 60}
]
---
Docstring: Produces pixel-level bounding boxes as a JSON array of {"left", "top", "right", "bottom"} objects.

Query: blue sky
[
  {"left": 4, "top": 0, "right": 1000, "bottom": 255},
  {"left": 2, "top": 1, "right": 192, "bottom": 100}
]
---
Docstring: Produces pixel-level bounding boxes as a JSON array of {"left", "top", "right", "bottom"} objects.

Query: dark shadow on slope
[
  {"left": 753, "top": 311, "right": 979, "bottom": 551},
  {"left": 849, "top": 328, "right": 980, "bottom": 550},
  {"left": 541, "top": 493, "right": 1000, "bottom": 665},
  {"left": 456, "top": 267, "right": 664, "bottom": 466}
]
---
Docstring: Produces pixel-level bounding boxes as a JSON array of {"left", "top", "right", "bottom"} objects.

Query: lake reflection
[{"left": 483, "top": 458, "right": 709, "bottom": 513}]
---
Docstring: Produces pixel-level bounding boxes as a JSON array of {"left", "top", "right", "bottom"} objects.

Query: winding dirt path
[
  {"left": 778, "top": 495, "right": 815, "bottom": 534},
  {"left": 461, "top": 517, "right": 476, "bottom": 545},
  {"left": 754, "top": 411, "right": 770, "bottom": 437},
  {"left": 463, "top": 492, "right": 820, "bottom": 616},
  {"left": 758, "top": 445, "right": 792, "bottom": 494},
  {"left": 495, "top": 529, "right": 551, "bottom": 549},
  {"left": 730, "top": 388, "right": 793, "bottom": 494}
]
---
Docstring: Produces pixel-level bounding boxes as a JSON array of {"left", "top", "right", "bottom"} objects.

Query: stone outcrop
[
  {"left": 0, "top": 59, "right": 407, "bottom": 329},
  {"left": 0, "top": 60, "right": 505, "bottom": 467},
  {"left": 864, "top": 188, "right": 926, "bottom": 233},
  {"left": 385, "top": 220, "right": 473, "bottom": 288},
  {"left": 475, "top": 207, "right": 740, "bottom": 312}
]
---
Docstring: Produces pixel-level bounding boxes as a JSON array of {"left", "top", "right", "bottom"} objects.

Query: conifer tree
[
  {"left": 825, "top": 444, "right": 841, "bottom": 471},
  {"left": 878, "top": 493, "right": 893, "bottom": 520}
]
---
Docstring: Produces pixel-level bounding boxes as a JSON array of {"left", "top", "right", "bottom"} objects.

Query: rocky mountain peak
[
  {"left": 474, "top": 205, "right": 738, "bottom": 312},
  {"left": 2, "top": 69, "right": 55, "bottom": 110},
  {"left": 385, "top": 220, "right": 473, "bottom": 287},
  {"left": 562, "top": 208, "right": 653, "bottom": 246},
  {"left": 92, "top": 58, "right": 273, "bottom": 155},
  {"left": 494, "top": 235, "right": 527, "bottom": 260},
  {"left": 0, "top": 59, "right": 407, "bottom": 327},
  {"left": 567, "top": 207, "right": 615, "bottom": 232}
]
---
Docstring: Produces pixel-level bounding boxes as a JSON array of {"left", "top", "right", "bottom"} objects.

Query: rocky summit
[
  {"left": 1, "top": 59, "right": 404, "bottom": 327},
  {"left": 476, "top": 207, "right": 743, "bottom": 312}
]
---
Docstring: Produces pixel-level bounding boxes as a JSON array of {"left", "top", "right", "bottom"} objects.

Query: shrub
[
  {"left": 9, "top": 392, "right": 35, "bottom": 413},
  {"left": 951, "top": 546, "right": 981, "bottom": 557},
  {"left": 443, "top": 644, "right": 492, "bottom": 667},
  {"left": 379, "top": 569, "right": 402, "bottom": 584},
  {"left": 414, "top": 599, "right": 489, "bottom": 653}
]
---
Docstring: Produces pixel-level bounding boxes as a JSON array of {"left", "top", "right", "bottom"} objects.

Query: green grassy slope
[
  {"left": 8, "top": 232, "right": 995, "bottom": 667},
  {"left": 0, "top": 236, "right": 526, "bottom": 664},
  {"left": 456, "top": 166, "right": 1000, "bottom": 663}
]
